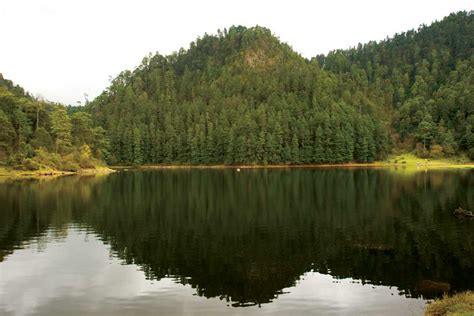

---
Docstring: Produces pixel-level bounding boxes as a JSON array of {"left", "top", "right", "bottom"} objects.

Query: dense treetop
[
  {"left": 320, "top": 11, "right": 473, "bottom": 158},
  {"left": 88, "top": 11, "right": 473, "bottom": 165},
  {"left": 1, "top": 11, "right": 473, "bottom": 167},
  {"left": 0, "top": 74, "right": 107, "bottom": 171},
  {"left": 89, "top": 26, "right": 388, "bottom": 165}
]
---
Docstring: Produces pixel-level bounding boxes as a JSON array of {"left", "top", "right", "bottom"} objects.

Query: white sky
[{"left": 0, "top": 0, "right": 472, "bottom": 105}]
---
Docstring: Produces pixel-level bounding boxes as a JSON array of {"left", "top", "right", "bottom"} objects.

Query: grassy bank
[
  {"left": 3, "top": 153, "right": 471, "bottom": 178},
  {"left": 0, "top": 166, "right": 115, "bottom": 179},
  {"left": 0, "top": 167, "right": 71, "bottom": 178},
  {"left": 120, "top": 154, "right": 473, "bottom": 171},
  {"left": 136, "top": 163, "right": 391, "bottom": 170},
  {"left": 385, "top": 154, "right": 474, "bottom": 169},
  {"left": 425, "top": 291, "right": 474, "bottom": 315}
]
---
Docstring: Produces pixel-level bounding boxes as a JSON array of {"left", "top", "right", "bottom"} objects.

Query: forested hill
[
  {"left": 88, "top": 25, "right": 390, "bottom": 165},
  {"left": 1, "top": 11, "right": 472, "bottom": 168},
  {"left": 319, "top": 11, "right": 473, "bottom": 158},
  {"left": 87, "top": 11, "right": 473, "bottom": 165}
]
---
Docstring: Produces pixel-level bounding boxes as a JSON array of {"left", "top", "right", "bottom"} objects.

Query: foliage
[
  {"left": 57, "top": 154, "right": 80, "bottom": 172},
  {"left": 1, "top": 12, "right": 473, "bottom": 165},
  {"left": 424, "top": 291, "right": 474, "bottom": 315},
  {"left": 89, "top": 27, "right": 391, "bottom": 164},
  {"left": 15, "top": 158, "right": 40, "bottom": 171},
  {"left": 0, "top": 75, "right": 107, "bottom": 170},
  {"left": 88, "top": 12, "right": 473, "bottom": 164},
  {"left": 320, "top": 11, "right": 474, "bottom": 160}
]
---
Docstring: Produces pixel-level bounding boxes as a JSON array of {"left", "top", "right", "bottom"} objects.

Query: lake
[{"left": 0, "top": 168, "right": 473, "bottom": 315}]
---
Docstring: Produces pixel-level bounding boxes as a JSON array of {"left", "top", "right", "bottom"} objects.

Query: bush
[
  {"left": 6, "top": 153, "right": 24, "bottom": 166},
  {"left": 57, "top": 154, "right": 80, "bottom": 172},
  {"left": 416, "top": 143, "right": 430, "bottom": 158},
  {"left": 32, "top": 147, "right": 61, "bottom": 169},
  {"left": 26, "top": 147, "right": 98, "bottom": 172},
  {"left": 424, "top": 291, "right": 474, "bottom": 315},
  {"left": 469, "top": 148, "right": 474, "bottom": 161},
  {"left": 79, "top": 159, "right": 96, "bottom": 169},
  {"left": 78, "top": 144, "right": 95, "bottom": 168},
  {"left": 443, "top": 144, "right": 455, "bottom": 156},
  {"left": 430, "top": 144, "right": 444, "bottom": 159},
  {"left": 19, "top": 158, "right": 41, "bottom": 171}
]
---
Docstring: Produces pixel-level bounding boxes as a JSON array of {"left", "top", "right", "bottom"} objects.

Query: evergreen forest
[{"left": 0, "top": 11, "right": 473, "bottom": 168}]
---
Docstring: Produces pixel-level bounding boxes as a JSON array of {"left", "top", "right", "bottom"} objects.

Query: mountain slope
[
  {"left": 89, "top": 26, "right": 390, "bottom": 165},
  {"left": 90, "top": 11, "right": 472, "bottom": 164},
  {"left": 320, "top": 11, "right": 474, "bottom": 157},
  {"left": 0, "top": 74, "right": 108, "bottom": 171}
]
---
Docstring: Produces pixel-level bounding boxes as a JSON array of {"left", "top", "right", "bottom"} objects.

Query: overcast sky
[{"left": 0, "top": 0, "right": 472, "bottom": 105}]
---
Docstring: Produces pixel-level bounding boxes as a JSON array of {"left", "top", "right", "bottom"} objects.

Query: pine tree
[
  {"left": 417, "top": 114, "right": 435, "bottom": 150},
  {"left": 133, "top": 127, "right": 143, "bottom": 165},
  {"left": 50, "top": 107, "right": 72, "bottom": 154}
]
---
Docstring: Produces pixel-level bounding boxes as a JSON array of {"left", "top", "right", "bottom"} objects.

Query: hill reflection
[{"left": 0, "top": 169, "right": 473, "bottom": 305}]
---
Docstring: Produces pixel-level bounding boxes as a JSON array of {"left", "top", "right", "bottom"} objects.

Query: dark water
[{"left": 0, "top": 168, "right": 473, "bottom": 315}]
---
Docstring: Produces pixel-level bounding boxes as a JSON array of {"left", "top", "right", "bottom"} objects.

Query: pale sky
[{"left": 0, "top": 0, "right": 472, "bottom": 105}]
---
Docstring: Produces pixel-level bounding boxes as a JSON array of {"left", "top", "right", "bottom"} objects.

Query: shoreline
[
  {"left": 424, "top": 291, "right": 473, "bottom": 315},
  {"left": 121, "top": 161, "right": 474, "bottom": 170},
  {"left": 137, "top": 163, "right": 388, "bottom": 169},
  {"left": 112, "top": 154, "right": 473, "bottom": 170},
  {"left": 0, "top": 166, "right": 116, "bottom": 180},
  {"left": 1, "top": 159, "right": 472, "bottom": 179}
]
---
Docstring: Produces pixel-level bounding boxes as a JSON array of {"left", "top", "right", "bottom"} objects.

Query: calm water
[{"left": 0, "top": 168, "right": 473, "bottom": 315}]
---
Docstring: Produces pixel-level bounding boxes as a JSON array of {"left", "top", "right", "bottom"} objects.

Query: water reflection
[
  {"left": 0, "top": 169, "right": 473, "bottom": 312},
  {"left": 0, "top": 226, "right": 425, "bottom": 316}
]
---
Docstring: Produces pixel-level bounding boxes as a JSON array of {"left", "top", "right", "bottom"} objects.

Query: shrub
[
  {"left": 32, "top": 147, "right": 61, "bottom": 169},
  {"left": 19, "top": 158, "right": 41, "bottom": 171},
  {"left": 430, "top": 144, "right": 444, "bottom": 159},
  {"left": 424, "top": 291, "right": 473, "bottom": 315},
  {"left": 57, "top": 154, "right": 80, "bottom": 172},
  {"left": 6, "top": 153, "right": 24, "bottom": 166},
  {"left": 78, "top": 144, "right": 95, "bottom": 168},
  {"left": 443, "top": 144, "right": 455, "bottom": 156},
  {"left": 416, "top": 143, "right": 430, "bottom": 158},
  {"left": 79, "top": 159, "right": 96, "bottom": 169}
]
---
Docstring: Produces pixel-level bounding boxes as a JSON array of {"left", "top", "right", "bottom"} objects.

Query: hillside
[
  {"left": 320, "top": 11, "right": 473, "bottom": 158},
  {"left": 1, "top": 11, "right": 473, "bottom": 168},
  {"left": 88, "top": 11, "right": 473, "bottom": 165},
  {"left": 89, "top": 26, "right": 389, "bottom": 165},
  {"left": 0, "top": 74, "right": 108, "bottom": 173}
]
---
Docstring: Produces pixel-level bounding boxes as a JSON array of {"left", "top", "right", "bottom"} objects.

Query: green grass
[
  {"left": 384, "top": 153, "right": 474, "bottom": 169},
  {"left": 0, "top": 165, "right": 114, "bottom": 179},
  {"left": 0, "top": 166, "right": 70, "bottom": 178},
  {"left": 425, "top": 291, "right": 474, "bottom": 315}
]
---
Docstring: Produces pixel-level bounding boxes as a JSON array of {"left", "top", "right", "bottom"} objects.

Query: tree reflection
[{"left": 0, "top": 169, "right": 473, "bottom": 304}]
